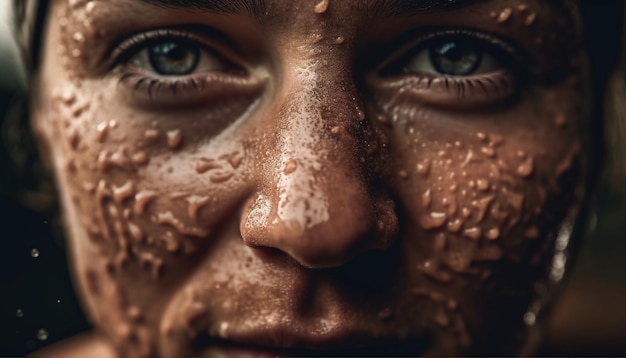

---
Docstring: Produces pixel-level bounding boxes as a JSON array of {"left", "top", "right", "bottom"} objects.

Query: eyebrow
[
  {"left": 371, "top": 0, "right": 472, "bottom": 16},
  {"left": 142, "top": 0, "right": 470, "bottom": 17},
  {"left": 142, "top": 0, "right": 268, "bottom": 17}
]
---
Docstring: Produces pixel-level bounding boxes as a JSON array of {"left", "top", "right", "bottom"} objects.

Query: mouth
[{"left": 196, "top": 331, "right": 432, "bottom": 357}]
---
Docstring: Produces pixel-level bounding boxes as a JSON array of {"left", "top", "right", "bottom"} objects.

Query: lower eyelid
[
  {"left": 373, "top": 71, "right": 517, "bottom": 110},
  {"left": 113, "top": 69, "right": 264, "bottom": 108}
]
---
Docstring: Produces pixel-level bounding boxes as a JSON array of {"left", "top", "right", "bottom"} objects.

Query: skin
[{"left": 33, "top": 0, "right": 589, "bottom": 356}]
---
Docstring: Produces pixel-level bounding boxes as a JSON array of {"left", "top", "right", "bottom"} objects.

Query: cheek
[
  {"left": 380, "top": 90, "right": 584, "bottom": 327},
  {"left": 45, "top": 83, "right": 256, "bottom": 278}
]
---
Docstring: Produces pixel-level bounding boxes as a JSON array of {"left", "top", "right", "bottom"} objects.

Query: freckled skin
[{"left": 34, "top": 0, "right": 590, "bottom": 356}]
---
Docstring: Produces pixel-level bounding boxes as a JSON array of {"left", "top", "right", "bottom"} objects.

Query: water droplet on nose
[
  {"left": 313, "top": 0, "right": 329, "bottom": 13},
  {"left": 30, "top": 248, "right": 40, "bottom": 258},
  {"left": 16, "top": 309, "right": 24, "bottom": 318},
  {"left": 284, "top": 159, "right": 298, "bottom": 175},
  {"left": 330, "top": 126, "right": 340, "bottom": 134},
  {"left": 72, "top": 32, "right": 85, "bottom": 42},
  {"left": 334, "top": 35, "right": 345, "bottom": 44},
  {"left": 37, "top": 329, "right": 49, "bottom": 341},
  {"left": 398, "top": 170, "right": 409, "bottom": 179},
  {"left": 477, "top": 132, "right": 488, "bottom": 142}
]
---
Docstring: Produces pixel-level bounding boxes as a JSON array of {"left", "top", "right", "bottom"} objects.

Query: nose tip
[{"left": 241, "top": 176, "right": 398, "bottom": 268}]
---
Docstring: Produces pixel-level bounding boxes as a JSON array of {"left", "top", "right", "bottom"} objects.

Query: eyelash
[
  {"left": 109, "top": 28, "right": 243, "bottom": 99},
  {"left": 378, "top": 29, "right": 524, "bottom": 103}
]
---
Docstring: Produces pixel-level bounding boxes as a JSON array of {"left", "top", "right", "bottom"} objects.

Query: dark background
[{"left": 1, "top": 4, "right": 625, "bottom": 357}]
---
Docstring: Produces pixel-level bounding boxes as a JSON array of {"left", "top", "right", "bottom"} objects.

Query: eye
[
  {"left": 405, "top": 37, "right": 502, "bottom": 76},
  {"left": 373, "top": 30, "right": 522, "bottom": 109},
  {"left": 129, "top": 39, "right": 227, "bottom": 76},
  {"left": 148, "top": 41, "right": 200, "bottom": 75}
]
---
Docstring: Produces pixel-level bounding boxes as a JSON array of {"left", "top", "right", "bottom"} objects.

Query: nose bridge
[
  {"left": 276, "top": 52, "right": 360, "bottom": 231},
  {"left": 241, "top": 47, "right": 395, "bottom": 268}
]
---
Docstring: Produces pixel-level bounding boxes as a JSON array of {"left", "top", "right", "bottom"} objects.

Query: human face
[{"left": 35, "top": 0, "right": 588, "bottom": 356}]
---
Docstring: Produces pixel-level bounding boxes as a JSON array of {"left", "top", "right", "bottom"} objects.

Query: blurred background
[{"left": 1, "top": 2, "right": 625, "bottom": 356}]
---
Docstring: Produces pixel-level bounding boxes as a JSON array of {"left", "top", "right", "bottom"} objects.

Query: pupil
[
  {"left": 148, "top": 41, "right": 200, "bottom": 75},
  {"left": 439, "top": 43, "right": 463, "bottom": 61},
  {"left": 166, "top": 46, "right": 186, "bottom": 62}
]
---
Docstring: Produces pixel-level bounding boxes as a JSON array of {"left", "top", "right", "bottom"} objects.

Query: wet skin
[{"left": 35, "top": 0, "right": 589, "bottom": 356}]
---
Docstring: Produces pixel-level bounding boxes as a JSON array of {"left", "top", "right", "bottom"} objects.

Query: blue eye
[
  {"left": 429, "top": 41, "right": 482, "bottom": 76},
  {"left": 148, "top": 41, "right": 200, "bottom": 75},
  {"left": 404, "top": 36, "right": 504, "bottom": 77}
]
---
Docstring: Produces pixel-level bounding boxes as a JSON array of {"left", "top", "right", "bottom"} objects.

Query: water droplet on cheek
[
  {"left": 419, "top": 212, "right": 448, "bottom": 230},
  {"left": 96, "top": 121, "right": 108, "bottom": 142},
  {"left": 416, "top": 159, "right": 431, "bottom": 177},
  {"left": 112, "top": 180, "right": 136, "bottom": 204},
  {"left": 463, "top": 227, "right": 482, "bottom": 240},
  {"left": 496, "top": 7, "right": 513, "bottom": 23},
  {"left": 196, "top": 158, "right": 221, "bottom": 174},
  {"left": 517, "top": 157, "right": 535, "bottom": 178},
  {"left": 167, "top": 130, "right": 184, "bottom": 150},
  {"left": 422, "top": 189, "right": 432, "bottom": 209},
  {"left": 486, "top": 228, "right": 500, "bottom": 240},
  {"left": 134, "top": 191, "right": 157, "bottom": 216},
  {"left": 145, "top": 129, "right": 159, "bottom": 141},
  {"left": 128, "top": 223, "right": 144, "bottom": 242},
  {"left": 313, "top": 0, "right": 330, "bottom": 14},
  {"left": 131, "top": 152, "right": 150, "bottom": 166}
]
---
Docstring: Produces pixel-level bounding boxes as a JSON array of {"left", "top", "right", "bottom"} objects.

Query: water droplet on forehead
[
  {"left": 30, "top": 248, "right": 40, "bottom": 258},
  {"left": 37, "top": 329, "right": 49, "bottom": 341}
]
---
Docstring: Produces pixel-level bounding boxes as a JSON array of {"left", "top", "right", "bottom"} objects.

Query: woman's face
[{"left": 36, "top": 0, "right": 588, "bottom": 356}]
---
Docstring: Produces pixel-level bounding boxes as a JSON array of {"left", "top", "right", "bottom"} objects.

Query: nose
[{"left": 241, "top": 54, "right": 398, "bottom": 269}]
